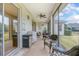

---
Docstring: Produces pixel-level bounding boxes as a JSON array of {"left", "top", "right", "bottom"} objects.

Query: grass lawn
[
  {"left": 4, "top": 32, "right": 9, "bottom": 41},
  {"left": 60, "top": 36, "right": 79, "bottom": 50}
]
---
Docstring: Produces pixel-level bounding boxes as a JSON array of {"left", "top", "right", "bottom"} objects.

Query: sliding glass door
[
  {"left": 0, "top": 3, "right": 3, "bottom": 56},
  {"left": 4, "top": 3, "right": 18, "bottom": 55},
  {"left": 53, "top": 7, "right": 59, "bottom": 46},
  {"left": 0, "top": 3, "right": 19, "bottom": 56},
  {"left": 4, "top": 16, "right": 11, "bottom": 55}
]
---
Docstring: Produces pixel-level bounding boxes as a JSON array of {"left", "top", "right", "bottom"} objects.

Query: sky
[
  {"left": 59, "top": 3, "right": 79, "bottom": 24},
  {"left": 0, "top": 15, "right": 9, "bottom": 25}
]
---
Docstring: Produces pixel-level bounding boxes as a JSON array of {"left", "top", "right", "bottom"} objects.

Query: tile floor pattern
[
  {"left": 14, "top": 38, "right": 66, "bottom": 56},
  {"left": 15, "top": 39, "right": 50, "bottom": 56}
]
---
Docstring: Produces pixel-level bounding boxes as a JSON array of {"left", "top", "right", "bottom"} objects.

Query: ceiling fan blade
[
  {"left": 37, "top": 13, "right": 47, "bottom": 18},
  {"left": 43, "top": 15, "right": 46, "bottom": 18}
]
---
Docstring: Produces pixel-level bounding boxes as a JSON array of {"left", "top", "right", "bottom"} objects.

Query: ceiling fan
[{"left": 38, "top": 13, "right": 46, "bottom": 18}]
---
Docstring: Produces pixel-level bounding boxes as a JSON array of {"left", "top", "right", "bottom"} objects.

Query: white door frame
[{"left": 2, "top": 3, "right": 22, "bottom": 56}]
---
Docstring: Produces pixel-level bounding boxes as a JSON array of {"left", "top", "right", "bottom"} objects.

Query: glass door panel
[
  {"left": 54, "top": 9, "right": 59, "bottom": 46},
  {"left": 4, "top": 3, "right": 18, "bottom": 55},
  {"left": 59, "top": 3, "right": 79, "bottom": 50},
  {"left": 0, "top": 3, "right": 3, "bottom": 56},
  {"left": 4, "top": 16, "right": 10, "bottom": 55}
]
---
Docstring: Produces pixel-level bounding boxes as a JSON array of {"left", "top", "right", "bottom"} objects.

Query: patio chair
[
  {"left": 43, "top": 34, "right": 58, "bottom": 53},
  {"left": 49, "top": 35, "right": 79, "bottom": 56},
  {"left": 51, "top": 43, "right": 79, "bottom": 56},
  {"left": 49, "top": 35, "right": 58, "bottom": 53}
]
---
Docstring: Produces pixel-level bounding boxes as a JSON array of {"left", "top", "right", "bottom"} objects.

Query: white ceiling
[{"left": 23, "top": 3, "right": 58, "bottom": 23}]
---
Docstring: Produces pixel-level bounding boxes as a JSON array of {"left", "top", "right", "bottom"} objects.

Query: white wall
[
  {"left": 14, "top": 4, "right": 33, "bottom": 48},
  {"left": 20, "top": 17, "right": 32, "bottom": 35},
  {"left": 20, "top": 5, "right": 32, "bottom": 35}
]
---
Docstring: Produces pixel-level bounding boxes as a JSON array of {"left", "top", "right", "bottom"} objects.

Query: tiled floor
[{"left": 15, "top": 39, "right": 50, "bottom": 56}]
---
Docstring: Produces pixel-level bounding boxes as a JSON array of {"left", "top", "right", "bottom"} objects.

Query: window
[
  {"left": 59, "top": 3, "right": 79, "bottom": 50},
  {"left": 0, "top": 3, "right": 3, "bottom": 56}
]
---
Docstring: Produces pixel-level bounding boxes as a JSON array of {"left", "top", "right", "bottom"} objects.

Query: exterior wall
[
  {"left": 20, "top": 17, "right": 32, "bottom": 35},
  {"left": 20, "top": 5, "right": 33, "bottom": 47},
  {"left": 20, "top": 5, "right": 32, "bottom": 35}
]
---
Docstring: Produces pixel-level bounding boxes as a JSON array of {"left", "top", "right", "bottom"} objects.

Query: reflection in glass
[
  {"left": 0, "top": 3, "right": 3, "bottom": 56},
  {"left": 4, "top": 16, "right": 10, "bottom": 55},
  {"left": 59, "top": 3, "right": 79, "bottom": 50},
  {"left": 4, "top": 3, "right": 18, "bottom": 55},
  {"left": 13, "top": 20, "right": 18, "bottom": 33},
  {"left": 54, "top": 8, "right": 60, "bottom": 46}
]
